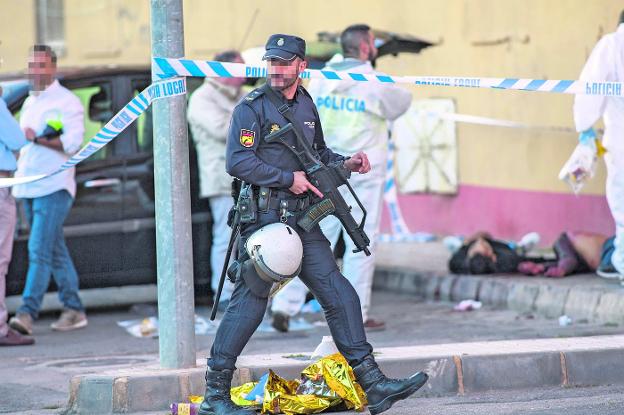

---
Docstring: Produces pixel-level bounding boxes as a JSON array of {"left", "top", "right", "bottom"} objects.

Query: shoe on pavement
[
  {"left": 364, "top": 318, "right": 386, "bottom": 331},
  {"left": 0, "top": 328, "right": 35, "bottom": 346},
  {"left": 271, "top": 311, "right": 290, "bottom": 333},
  {"left": 51, "top": 309, "right": 88, "bottom": 331},
  {"left": 198, "top": 368, "right": 255, "bottom": 415},
  {"left": 353, "top": 355, "right": 428, "bottom": 415},
  {"left": 9, "top": 313, "right": 33, "bottom": 335},
  {"left": 596, "top": 264, "right": 621, "bottom": 280}
]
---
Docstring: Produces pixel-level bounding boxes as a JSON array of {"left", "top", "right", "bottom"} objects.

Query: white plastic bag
[{"left": 558, "top": 141, "right": 597, "bottom": 194}]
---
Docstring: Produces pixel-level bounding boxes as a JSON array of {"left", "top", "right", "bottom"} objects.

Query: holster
[
  {"left": 258, "top": 187, "right": 271, "bottom": 213},
  {"left": 238, "top": 184, "right": 257, "bottom": 224}
]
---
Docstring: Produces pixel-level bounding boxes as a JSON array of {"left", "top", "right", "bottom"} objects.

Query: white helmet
[{"left": 245, "top": 223, "right": 303, "bottom": 283}]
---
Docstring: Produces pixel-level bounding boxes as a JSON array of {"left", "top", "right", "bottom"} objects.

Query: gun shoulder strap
[{"left": 263, "top": 84, "right": 317, "bottom": 157}]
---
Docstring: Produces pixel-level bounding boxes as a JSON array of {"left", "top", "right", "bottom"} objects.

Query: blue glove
[{"left": 578, "top": 128, "right": 597, "bottom": 146}]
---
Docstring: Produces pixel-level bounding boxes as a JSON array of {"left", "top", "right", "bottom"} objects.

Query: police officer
[{"left": 198, "top": 34, "right": 428, "bottom": 415}]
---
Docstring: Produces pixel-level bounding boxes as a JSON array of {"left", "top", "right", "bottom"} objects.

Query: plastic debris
[
  {"left": 453, "top": 300, "right": 482, "bottom": 311},
  {"left": 170, "top": 402, "right": 199, "bottom": 415},
  {"left": 558, "top": 315, "right": 573, "bottom": 327},
  {"left": 310, "top": 336, "right": 339, "bottom": 361},
  {"left": 117, "top": 315, "right": 218, "bottom": 338}
]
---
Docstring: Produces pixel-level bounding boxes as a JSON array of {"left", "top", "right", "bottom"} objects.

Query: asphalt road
[{"left": 341, "top": 385, "right": 624, "bottom": 415}]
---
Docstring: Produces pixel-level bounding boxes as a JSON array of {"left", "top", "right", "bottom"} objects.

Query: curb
[
  {"left": 373, "top": 266, "right": 624, "bottom": 325},
  {"left": 64, "top": 335, "right": 624, "bottom": 414}
]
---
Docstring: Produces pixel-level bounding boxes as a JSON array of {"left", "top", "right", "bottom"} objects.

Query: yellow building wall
[{"left": 0, "top": 0, "right": 620, "bottom": 195}]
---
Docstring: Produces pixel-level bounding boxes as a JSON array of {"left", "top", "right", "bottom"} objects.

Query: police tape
[
  {"left": 153, "top": 57, "right": 624, "bottom": 97},
  {"left": 0, "top": 77, "right": 187, "bottom": 188},
  {"left": 379, "top": 139, "right": 436, "bottom": 244},
  {"left": 1, "top": 57, "right": 614, "bottom": 195}
]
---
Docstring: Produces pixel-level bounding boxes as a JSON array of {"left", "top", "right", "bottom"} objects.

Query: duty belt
[{"left": 256, "top": 187, "right": 311, "bottom": 213}]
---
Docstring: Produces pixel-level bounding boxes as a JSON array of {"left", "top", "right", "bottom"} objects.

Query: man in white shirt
[
  {"left": 271, "top": 24, "right": 412, "bottom": 332},
  {"left": 573, "top": 11, "right": 624, "bottom": 279},
  {"left": 9, "top": 45, "right": 87, "bottom": 335},
  {"left": 187, "top": 50, "right": 246, "bottom": 307}
]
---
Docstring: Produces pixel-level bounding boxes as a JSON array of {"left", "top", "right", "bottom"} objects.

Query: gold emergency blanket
[{"left": 228, "top": 353, "right": 367, "bottom": 414}]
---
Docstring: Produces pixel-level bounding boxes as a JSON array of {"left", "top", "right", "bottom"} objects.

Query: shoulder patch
[
  {"left": 244, "top": 88, "right": 265, "bottom": 102},
  {"left": 240, "top": 129, "right": 255, "bottom": 147}
]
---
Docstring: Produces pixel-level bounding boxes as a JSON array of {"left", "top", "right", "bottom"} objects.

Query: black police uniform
[
  {"left": 208, "top": 35, "right": 373, "bottom": 372},
  {"left": 200, "top": 34, "right": 428, "bottom": 415}
]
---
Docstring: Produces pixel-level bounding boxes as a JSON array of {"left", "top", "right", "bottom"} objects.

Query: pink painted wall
[{"left": 381, "top": 184, "right": 614, "bottom": 245}]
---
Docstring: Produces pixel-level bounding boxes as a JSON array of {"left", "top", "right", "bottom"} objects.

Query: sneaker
[
  {"left": 597, "top": 265, "right": 621, "bottom": 280},
  {"left": 0, "top": 328, "right": 35, "bottom": 346},
  {"left": 364, "top": 318, "right": 386, "bottom": 332},
  {"left": 271, "top": 311, "right": 290, "bottom": 333},
  {"left": 9, "top": 313, "right": 33, "bottom": 335},
  {"left": 51, "top": 309, "right": 88, "bottom": 331}
]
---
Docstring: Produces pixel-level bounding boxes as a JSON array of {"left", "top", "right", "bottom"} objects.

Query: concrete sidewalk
[
  {"left": 66, "top": 334, "right": 624, "bottom": 414},
  {"left": 375, "top": 241, "right": 624, "bottom": 324}
]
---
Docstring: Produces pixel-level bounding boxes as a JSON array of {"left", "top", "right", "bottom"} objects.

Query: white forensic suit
[
  {"left": 574, "top": 23, "right": 624, "bottom": 275},
  {"left": 271, "top": 58, "right": 411, "bottom": 321}
]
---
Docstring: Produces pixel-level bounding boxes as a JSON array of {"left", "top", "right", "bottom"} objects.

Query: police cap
[{"left": 262, "top": 34, "right": 306, "bottom": 61}]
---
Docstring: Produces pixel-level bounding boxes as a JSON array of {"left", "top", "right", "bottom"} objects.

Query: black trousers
[{"left": 208, "top": 209, "right": 373, "bottom": 370}]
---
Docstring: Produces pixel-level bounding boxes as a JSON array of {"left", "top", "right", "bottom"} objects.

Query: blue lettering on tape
[
  {"left": 245, "top": 67, "right": 267, "bottom": 78},
  {"left": 585, "top": 82, "right": 622, "bottom": 96}
]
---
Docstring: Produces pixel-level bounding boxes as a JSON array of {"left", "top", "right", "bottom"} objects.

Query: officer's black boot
[
  {"left": 353, "top": 355, "right": 428, "bottom": 415},
  {"left": 198, "top": 368, "right": 255, "bottom": 415}
]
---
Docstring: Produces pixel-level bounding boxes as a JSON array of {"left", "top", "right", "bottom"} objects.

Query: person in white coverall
[
  {"left": 573, "top": 11, "right": 624, "bottom": 279},
  {"left": 187, "top": 51, "right": 246, "bottom": 307},
  {"left": 271, "top": 24, "right": 412, "bottom": 332}
]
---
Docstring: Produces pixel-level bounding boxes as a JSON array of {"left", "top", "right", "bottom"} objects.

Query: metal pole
[{"left": 150, "top": 0, "right": 196, "bottom": 369}]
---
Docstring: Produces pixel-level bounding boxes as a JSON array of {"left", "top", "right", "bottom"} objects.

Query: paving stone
[
  {"left": 424, "top": 275, "right": 443, "bottom": 300},
  {"left": 439, "top": 276, "right": 458, "bottom": 302},
  {"left": 461, "top": 352, "right": 562, "bottom": 392},
  {"left": 126, "top": 374, "right": 183, "bottom": 413},
  {"left": 534, "top": 285, "right": 570, "bottom": 319},
  {"left": 66, "top": 376, "right": 114, "bottom": 414},
  {"left": 565, "top": 349, "right": 624, "bottom": 386},
  {"left": 507, "top": 283, "right": 539, "bottom": 313},
  {"left": 399, "top": 272, "right": 426, "bottom": 296},
  {"left": 451, "top": 276, "right": 482, "bottom": 302},
  {"left": 594, "top": 291, "right": 624, "bottom": 325},
  {"left": 478, "top": 280, "right": 510, "bottom": 308},
  {"left": 564, "top": 287, "right": 607, "bottom": 321}
]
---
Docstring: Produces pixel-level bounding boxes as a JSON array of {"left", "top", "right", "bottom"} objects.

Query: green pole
[{"left": 150, "top": 0, "right": 196, "bottom": 369}]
